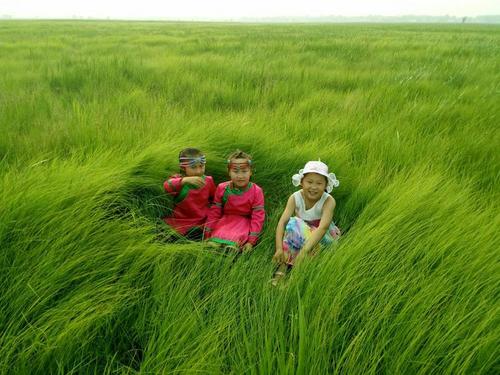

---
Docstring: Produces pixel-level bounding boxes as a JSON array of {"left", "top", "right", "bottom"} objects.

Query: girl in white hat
[{"left": 273, "top": 161, "right": 341, "bottom": 283}]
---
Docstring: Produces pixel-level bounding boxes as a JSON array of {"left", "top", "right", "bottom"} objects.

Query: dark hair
[
  {"left": 179, "top": 147, "right": 203, "bottom": 159},
  {"left": 227, "top": 149, "right": 252, "bottom": 164},
  {"left": 178, "top": 147, "right": 204, "bottom": 175}
]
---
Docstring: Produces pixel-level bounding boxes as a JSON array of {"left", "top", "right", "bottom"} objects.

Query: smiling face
[
  {"left": 301, "top": 173, "right": 327, "bottom": 202},
  {"left": 228, "top": 158, "right": 252, "bottom": 188}
]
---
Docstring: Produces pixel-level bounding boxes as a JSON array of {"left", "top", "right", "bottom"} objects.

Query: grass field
[{"left": 0, "top": 20, "right": 499, "bottom": 374}]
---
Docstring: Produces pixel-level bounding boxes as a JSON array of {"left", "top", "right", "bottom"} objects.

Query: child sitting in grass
[
  {"left": 204, "top": 150, "right": 265, "bottom": 252},
  {"left": 163, "top": 147, "right": 216, "bottom": 240},
  {"left": 273, "top": 160, "right": 341, "bottom": 284}
]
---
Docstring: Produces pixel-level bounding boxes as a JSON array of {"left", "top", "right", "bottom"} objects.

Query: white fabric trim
[{"left": 293, "top": 191, "right": 329, "bottom": 221}]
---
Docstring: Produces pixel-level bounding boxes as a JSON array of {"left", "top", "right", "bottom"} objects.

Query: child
[
  {"left": 204, "top": 150, "right": 265, "bottom": 252},
  {"left": 273, "top": 160, "right": 341, "bottom": 282},
  {"left": 163, "top": 147, "right": 216, "bottom": 239}
]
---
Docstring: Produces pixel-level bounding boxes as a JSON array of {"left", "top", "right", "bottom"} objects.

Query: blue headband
[{"left": 179, "top": 155, "right": 206, "bottom": 168}]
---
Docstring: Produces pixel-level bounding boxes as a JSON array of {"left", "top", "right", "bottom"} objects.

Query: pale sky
[{"left": 1, "top": 0, "right": 499, "bottom": 19}]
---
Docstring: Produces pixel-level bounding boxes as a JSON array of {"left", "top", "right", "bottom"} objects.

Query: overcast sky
[{"left": 2, "top": 0, "right": 499, "bottom": 19}]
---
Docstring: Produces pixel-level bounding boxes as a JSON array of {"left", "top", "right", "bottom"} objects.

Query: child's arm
[
  {"left": 164, "top": 175, "right": 183, "bottom": 196},
  {"left": 204, "top": 184, "right": 224, "bottom": 239},
  {"left": 183, "top": 176, "right": 205, "bottom": 188},
  {"left": 164, "top": 175, "right": 205, "bottom": 195},
  {"left": 298, "top": 196, "right": 336, "bottom": 258},
  {"left": 244, "top": 187, "right": 265, "bottom": 251},
  {"left": 273, "top": 195, "right": 296, "bottom": 263}
]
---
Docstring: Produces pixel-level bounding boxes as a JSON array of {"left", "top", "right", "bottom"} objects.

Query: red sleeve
[
  {"left": 204, "top": 183, "right": 225, "bottom": 237},
  {"left": 164, "top": 175, "right": 183, "bottom": 196},
  {"left": 248, "top": 185, "right": 265, "bottom": 245}
]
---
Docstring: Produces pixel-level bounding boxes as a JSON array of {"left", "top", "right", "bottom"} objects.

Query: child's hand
[
  {"left": 242, "top": 243, "right": 253, "bottom": 253},
  {"left": 273, "top": 248, "right": 286, "bottom": 264},
  {"left": 182, "top": 176, "right": 205, "bottom": 187}
]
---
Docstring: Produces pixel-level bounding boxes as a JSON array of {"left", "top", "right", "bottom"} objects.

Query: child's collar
[{"left": 229, "top": 181, "right": 252, "bottom": 192}]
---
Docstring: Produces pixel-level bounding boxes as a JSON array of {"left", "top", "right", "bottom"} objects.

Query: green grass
[{"left": 0, "top": 20, "right": 499, "bottom": 374}]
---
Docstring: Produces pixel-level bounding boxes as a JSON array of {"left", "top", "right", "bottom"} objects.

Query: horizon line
[{"left": 2, "top": 14, "right": 500, "bottom": 22}]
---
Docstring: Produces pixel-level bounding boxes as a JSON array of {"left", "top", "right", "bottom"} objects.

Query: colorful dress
[
  {"left": 163, "top": 175, "right": 216, "bottom": 235},
  {"left": 205, "top": 181, "right": 265, "bottom": 247},
  {"left": 283, "top": 190, "right": 340, "bottom": 265}
]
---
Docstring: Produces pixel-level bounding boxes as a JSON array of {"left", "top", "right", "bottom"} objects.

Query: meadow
[{"left": 0, "top": 20, "right": 499, "bottom": 374}]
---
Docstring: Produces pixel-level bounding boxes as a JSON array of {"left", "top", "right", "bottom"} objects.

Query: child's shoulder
[
  {"left": 327, "top": 194, "right": 336, "bottom": 204},
  {"left": 249, "top": 182, "right": 264, "bottom": 195},
  {"left": 323, "top": 193, "right": 336, "bottom": 208},
  {"left": 216, "top": 180, "right": 231, "bottom": 189},
  {"left": 290, "top": 189, "right": 302, "bottom": 200},
  {"left": 251, "top": 182, "right": 263, "bottom": 190}
]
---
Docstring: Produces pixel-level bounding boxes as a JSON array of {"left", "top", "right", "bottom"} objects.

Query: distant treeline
[
  {"left": 2, "top": 14, "right": 500, "bottom": 23},
  {"left": 238, "top": 15, "right": 500, "bottom": 24}
]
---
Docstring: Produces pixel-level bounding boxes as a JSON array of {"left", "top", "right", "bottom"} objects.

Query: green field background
[{"left": 0, "top": 21, "right": 499, "bottom": 374}]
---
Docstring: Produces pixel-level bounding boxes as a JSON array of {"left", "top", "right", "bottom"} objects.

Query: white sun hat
[{"left": 292, "top": 160, "right": 340, "bottom": 193}]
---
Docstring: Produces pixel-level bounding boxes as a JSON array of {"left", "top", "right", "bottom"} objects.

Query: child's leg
[
  {"left": 319, "top": 222, "right": 341, "bottom": 246},
  {"left": 282, "top": 217, "right": 313, "bottom": 265}
]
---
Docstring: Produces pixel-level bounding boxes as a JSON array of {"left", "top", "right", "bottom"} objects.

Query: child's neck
[
  {"left": 301, "top": 191, "right": 320, "bottom": 210},
  {"left": 231, "top": 181, "right": 250, "bottom": 190}
]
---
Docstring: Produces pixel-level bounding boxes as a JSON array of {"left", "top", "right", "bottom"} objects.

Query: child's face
[
  {"left": 229, "top": 158, "right": 252, "bottom": 188},
  {"left": 301, "top": 173, "right": 327, "bottom": 201},
  {"left": 184, "top": 163, "right": 205, "bottom": 177}
]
